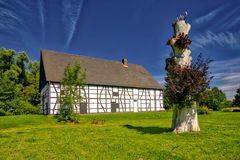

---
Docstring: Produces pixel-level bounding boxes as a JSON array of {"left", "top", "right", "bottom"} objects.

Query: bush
[
  {"left": 221, "top": 107, "right": 240, "bottom": 112},
  {"left": 221, "top": 108, "right": 233, "bottom": 112},
  {"left": 14, "top": 101, "right": 39, "bottom": 115},
  {"left": 0, "top": 108, "right": 6, "bottom": 116},
  {"left": 163, "top": 94, "right": 172, "bottom": 110},
  {"left": 56, "top": 113, "right": 80, "bottom": 123},
  {"left": 233, "top": 108, "right": 240, "bottom": 112},
  {"left": 197, "top": 106, "right": 210, "bottom": 115},
  {"left": 91, "top": 118, "right": 106, "bottom": 125}
]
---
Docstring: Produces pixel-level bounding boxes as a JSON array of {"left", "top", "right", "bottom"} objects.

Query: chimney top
[{"left": 122, "top": 58, "right": 128, "bottom": 67}]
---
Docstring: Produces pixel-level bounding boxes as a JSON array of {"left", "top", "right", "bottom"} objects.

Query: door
[
  {"left": 80, "top": 102, "right": 87, "bottom": 114},
  {"left": 133, "top": 100, "right": 138, "bottom": 112},
  {"left": 111, "top": 102, "right": 119, "bottom": 113}
]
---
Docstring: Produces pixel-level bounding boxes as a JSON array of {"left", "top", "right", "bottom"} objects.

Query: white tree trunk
[{"left": 172, "top": 101, "right": 200, "bottom": 133}]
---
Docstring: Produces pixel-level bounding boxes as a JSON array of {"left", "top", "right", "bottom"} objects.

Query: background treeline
[
  {"left": 164, "top": 86, "right": 240, "bottom": 113},
  {"left": 0, "top": 48, "right": 40, "bottom": 116}
]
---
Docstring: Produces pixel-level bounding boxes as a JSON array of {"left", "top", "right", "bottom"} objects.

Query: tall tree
[
  {"left": 233, "top": 88, "right": 240, "bottom": 107},
  {"left": 57, "top": 61, "right": 86, "bottom": 122},
  {"left": 199, "top": 87, "right": 227, "bottom": 110},
  {"left": 23, "top": 61, "right": 40, "bottom": 106},
  {"left": 16, "top": 52, "right": 29, "bottom": 86},
  {"left": 0, "top": 48, "right": 40, "bottom": 115},
  {"left": 0, "top": 48, "right": 15, "bottom": 74},
  {"left": 165, "top": 14, "right": 213, "bottom": 133},
  {"left": 0, "top": 76, "right": 16, "bottom": 111}
]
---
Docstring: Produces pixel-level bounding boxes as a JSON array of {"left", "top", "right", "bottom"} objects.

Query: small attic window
[{"left": 113, "top": 92, "right": 119, "bottom": 97}]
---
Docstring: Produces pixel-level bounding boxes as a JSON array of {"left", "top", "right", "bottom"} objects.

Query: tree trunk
[{"left": 172, "top": 101, "right": 200, "bottom": 133}]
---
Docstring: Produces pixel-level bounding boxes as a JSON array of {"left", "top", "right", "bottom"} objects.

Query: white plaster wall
[{"left": 45, "top": 82, "right": 164, "bottom": 114}]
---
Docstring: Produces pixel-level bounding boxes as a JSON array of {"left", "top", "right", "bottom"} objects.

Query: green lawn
[{"left": 0, "top": 112, "right": 239, "bottom": 160}]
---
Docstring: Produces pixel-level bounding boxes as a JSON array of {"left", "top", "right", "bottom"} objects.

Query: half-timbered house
[{"left": 40, "top": 50, "right": 164, "bottom": 114}]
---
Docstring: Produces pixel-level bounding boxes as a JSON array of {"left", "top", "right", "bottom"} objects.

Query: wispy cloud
[
  {"left": 0, "top": 1, "right": 35, "bottom": 46},
  {"left": 210, "top": 58, "right": 240, "bottom": 99},
  {"left": 0, "top": 6, "right": 23, "bottom": 30},
  {"left": 193, "top": 6, "right": 226, "bottom": 24},
  {"left": 216, "top": 6, "right": 240, "bottom": 30},
  {"left": 192, "top": 30, "right": 240, "bottom": 50},
  {"left": 62, "top": 0, "right": 84, "bottom": 49},
  {"left": 224, "top": 16, "right": 240, "bottom": 29},
  {"left": 38, "top": 0, "right": 45, "bottom": 45}
]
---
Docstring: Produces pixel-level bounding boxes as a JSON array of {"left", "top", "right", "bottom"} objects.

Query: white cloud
[
  {"left": 38, "top": 0, "right": 45, "bottom": 44},
  {"left": 193, "top": 6, "right": 226, "bottom": 24},
  {"left": 0, "top": 1, "right": 35, "bottom": 46},
  {"left": 226, "top": 16, "right": 240, "bottom": 29},
  {"left": 210, "top": 58, "right": 240, "bottom": 100},
  {"left": 217, "top": 7, "right": 240, "bottom": 30},
  {"left": 62, "top": 0, "right": 84, "bottom": 49},
  {"left": 192, "top": 30, "right": 240, "bottom": 50}
]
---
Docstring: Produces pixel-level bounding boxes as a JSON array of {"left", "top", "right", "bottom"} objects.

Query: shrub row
[
  {"left": 0, "top": 100, "right": 39, "bottom": 116},
  {"left": 222, "top": 107, "right": 240, "bottom": 112},
  {"left": 197, "top": 106, "right": 210, "bottom": 115}
]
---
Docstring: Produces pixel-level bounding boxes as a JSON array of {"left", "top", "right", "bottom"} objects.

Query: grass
[{"left": 0, "top": 112, "right": 239, "bottom": 160}]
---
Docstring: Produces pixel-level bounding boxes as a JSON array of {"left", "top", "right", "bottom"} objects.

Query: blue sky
[{"left": 0, "top": 0, "right": 239, "bottom": 99}]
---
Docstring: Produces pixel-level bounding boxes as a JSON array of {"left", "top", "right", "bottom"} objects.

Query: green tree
[
  {"left": 0, "top": 76, "right": 16, "bottom": 111},
  {"left": 16, "top": 52, "right": 29, "bottom": 86},
  {"left": 199, "top": 87, "right": 227, "bottom": 110},
  {"left": 0, "top": 48, "right": 15, "bottom": 74},
  {"left": 57, "top": 61, "right": 86, "bottom": 123},
  {"left": 233, "top": 88, "right": 240, "bottom": 107},
  {"left": 22, "top": 61, "right": 40, "bottom": 106},
  {"left": 0, "top": 48, "right": 40, "bottom": 115},
  {"left": 163, "top": 88, "right": 172, "bottom": 110}
]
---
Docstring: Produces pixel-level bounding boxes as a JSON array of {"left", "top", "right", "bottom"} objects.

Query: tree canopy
[
  {"left": 57, "top": 61, "right": 86, "bottom": 122},
  {"left": 0, "top": 48, "right": 40, "bottom": 115},
  {"left": 199, "top": 87, "right": 228, "bottom": 110},
  {"left": 165, "top": 54, "right": 213, "bottom": 108},
  {"left": 233, "top": 88, "right": 240, "bottom": 107}
]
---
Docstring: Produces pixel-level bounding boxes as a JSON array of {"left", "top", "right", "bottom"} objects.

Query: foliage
[
  {"left": 165, "top": 54, "right": 213, "bottom": 108},
  {"left": 163, "top": 88, "right": 172, "bottom": 110},
  {"left": 23, "top": 61, "right": 40, "bottom": 106},
  {"left": 0, "top": 48, "right": 40, "bottom": 115},
  {"left": 14, "top": 101, "right": 40, "bottom": 115},
  {"left": 222, "top": 107, "right": 240, "bottom": 112},
  {"left": 57, "top": 61, "right": 86, "bottom": 123},
  {"left": 0, "top": 76, "right": 16, "bottom": 104},
  {"left": 197, "top": 106, "right": 210, "bottom": 115},
  {"left": 56, "top": 113, "right": 80, "bottom": 123},
  {"left": 199, "top": 87, "right": 228, "bottom": 111},
  {"left": 222, "top": 100, "right": 232, "bottom": 108},
  {"left": 0, "top": 108, "right": 6, "bottom": 116},
  {"left": 0, "top": 112, "right": 240, "bottom": 159},
  {"left": 233, "top": 88, "right": 240, "bottom": 107},
  {"left": 221, "top": 108, "right": 233, "bottom": 112}
]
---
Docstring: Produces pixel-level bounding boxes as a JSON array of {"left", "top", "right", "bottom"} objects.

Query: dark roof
[{"left": 40, "top": 50, "right": 162, "bottom": 90}]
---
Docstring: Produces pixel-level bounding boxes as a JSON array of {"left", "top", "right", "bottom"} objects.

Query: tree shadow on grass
[{"left": 123, "top": 124, "right": 172, "bottom": 134}]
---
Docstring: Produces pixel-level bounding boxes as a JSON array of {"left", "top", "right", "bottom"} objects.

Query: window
[{"left": 113, "top": 92, "right": 119, "bottom": 97}]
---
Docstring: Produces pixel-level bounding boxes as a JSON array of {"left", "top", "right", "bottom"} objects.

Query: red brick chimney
[{"left": 122, "top": 57, "right": 128, "bottom": 67}]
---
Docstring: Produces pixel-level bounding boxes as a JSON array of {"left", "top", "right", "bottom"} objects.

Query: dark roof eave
[{"left": 47, "top": 80, "right": 163, "bottom": 90}]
